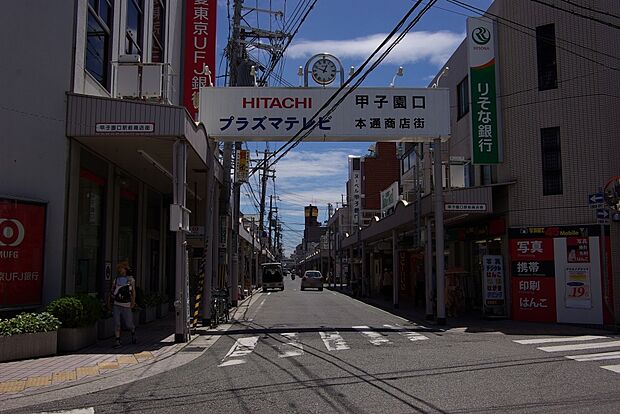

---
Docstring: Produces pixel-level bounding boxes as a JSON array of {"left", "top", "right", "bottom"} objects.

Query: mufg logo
[
  {"left": 472, "top": 27, "right": 491, "bottom": 45},
  {"left": 0, "top": 219, "right": 25, "bottom": 247}
]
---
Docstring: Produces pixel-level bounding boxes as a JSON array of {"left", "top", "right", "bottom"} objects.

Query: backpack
[{"left": 114, "top": 279, "right": 132, "bottom": 303}]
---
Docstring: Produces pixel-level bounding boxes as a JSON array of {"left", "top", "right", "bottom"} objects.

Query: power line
[
  {"left": 556, "top": 0, "right": 620, "bottom": 20},
  {"left": 528, "top": 0, "right": 620, "bottom": 30}
]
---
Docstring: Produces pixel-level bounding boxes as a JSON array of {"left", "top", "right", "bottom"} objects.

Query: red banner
[
  {"left": 511, "top": 277, "right": 556, "bottom": 322},
  {"left": 0, "top": 199, "right": 46, "bottom": 307},
  {"left": 183, "top": 0, "right": 217, "bottom": 120}
]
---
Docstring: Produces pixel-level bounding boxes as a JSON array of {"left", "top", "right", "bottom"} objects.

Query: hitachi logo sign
[{"left": 242, "top": 97, "right": 313, "bottom": 109}]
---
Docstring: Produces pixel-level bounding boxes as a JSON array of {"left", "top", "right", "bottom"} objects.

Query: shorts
[{"left": 113, "top": 305, "right": 135, "bottom": 332}]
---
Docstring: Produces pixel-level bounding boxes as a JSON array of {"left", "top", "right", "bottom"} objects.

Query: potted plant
[
  {"left": 156, "top": 293, "right": 169, "bottom": 319},
  {"left": 140, "top": 292, "right": 159, "bottom": 324},
  {"left": 47, "top": 295, "right": 101, "bottom": 352},
  {"left": 0, "top": 312, "right": 60, "bottom": 362}
]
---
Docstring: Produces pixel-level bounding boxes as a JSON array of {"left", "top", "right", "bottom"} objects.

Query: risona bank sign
[{"left": 199, "top": 87, "right": 450, "bottom": 142}]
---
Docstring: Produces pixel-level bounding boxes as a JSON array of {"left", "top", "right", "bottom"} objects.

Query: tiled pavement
[{"left": 0, "top": 315, "right": 185, "bottom": 397}]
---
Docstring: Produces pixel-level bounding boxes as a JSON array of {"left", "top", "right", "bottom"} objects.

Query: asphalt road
[{"left": 9, "top": 277, "right": 620, "bottom": 413}]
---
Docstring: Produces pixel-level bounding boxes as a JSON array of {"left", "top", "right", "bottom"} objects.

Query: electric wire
[
  {"left": 556, "top": 0, "right": 620, "bottom": 20},
  {"left": 528, "top": 0, "right": 620, "bottom": 30}
]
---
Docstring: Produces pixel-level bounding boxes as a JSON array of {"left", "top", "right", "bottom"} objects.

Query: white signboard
[
  {"left": 199, "top": 87, "right": 450, "bottom": 142},
  {"left": 444, "top": 203, "right": 487, "bottom": 212},
  {"left": 352, "top": 170, "right": 361, "bottom": 225},
  {"left": 95, "top": 123, "right": 154, "bottom": 133},
  {"left": 380, "top": 181, "right": 399, "bottom": 217}
]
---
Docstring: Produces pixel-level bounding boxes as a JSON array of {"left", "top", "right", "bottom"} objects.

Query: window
[
  {"left": 152, "top": 0, "right": 166, "bottom": 63},
  {"left": 536, "top": 24, "right": 558, "bottom": 91},
  {"left": 541, "top": 127, "right": 563, "bottom": 195},
  {"left": 126, "top": 0, "right": 144, "bottom": 56},
  {"left": 457, "top": 76, "right": 469, "bottom": 119},
  {"left": 86, "top": 0, "right": 113, "bottom": 86}
]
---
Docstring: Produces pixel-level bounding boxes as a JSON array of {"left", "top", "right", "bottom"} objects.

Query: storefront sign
[
  {"left": 183, "top": 0, "right": 217, "bottom": 120},
  {"left": 235, "top": 149, "right": 249, "bottom": 183},
  {"left": 567, "top": 237, "right": 590, "bottom": 263},
  {"left": 467, "top": 17, "right": 501, "bottom": 164},
  {"left": 444, "top": 203, "right": 487, "bottom": 212},
  {"left": 350, "top": 157, "right": 361, "bottom": 226},
  {"left": 483, "top": 255, "right": 504, "bottom": 307},
  {"left": 0, "top": 198, "right": 46, "bottom": 308},
  {"left": 380, "top": 182, "right": 399, "bottom": 217},
  {"left": 95, "top": 123, "right": 154, "bottom": 133},
  {"left": 199, "top": 87, "right": 450, "bottom": 142}
]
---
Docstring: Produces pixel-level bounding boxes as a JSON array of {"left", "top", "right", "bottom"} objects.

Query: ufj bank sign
[{"left": 199, "top": 87, "right": 450, "bottom": 142}]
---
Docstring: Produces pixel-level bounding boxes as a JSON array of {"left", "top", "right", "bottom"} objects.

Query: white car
[{"left": 301, "top": 270, "right": 324, "bottom": 291}]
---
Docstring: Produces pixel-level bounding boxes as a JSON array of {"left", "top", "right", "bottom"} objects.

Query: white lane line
[
  {"left": 538, "top": 340, "right": 620, "bottom": 353},
  {"left": 320, "top": 331, "right": 350, "bottom": 351},
  {"left": 601, "top": 364, "right": 620, "bottom": 374},
  {"left": 384, "top": 324, "right": 429, "bottom": 342},
  {"left": 353, "top": 325, "right": 391, "bottom": 346},
  {"left": 39, "top": 409, "right": 95, "bottom": 414},
  {"left": 279, "top": 332, "right": 304, "bottom": 358},
  {"left": 218, "top": 336, "right": 259, "bottom": 367},
  {"left": 514, "top": 335, "right": 608, "bottom": 345},
  {"left": 566, "top": 351, "right": 620, "bottom": 362}
]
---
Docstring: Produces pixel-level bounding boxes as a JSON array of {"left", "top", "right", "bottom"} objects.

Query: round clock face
[{"left": 311, "top": 57, "right": 337, "bottom": 85}]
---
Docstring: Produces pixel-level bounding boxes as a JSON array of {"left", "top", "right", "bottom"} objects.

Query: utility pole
[{"left": 268, "top": 194, "right": 274, "bottom": 251}]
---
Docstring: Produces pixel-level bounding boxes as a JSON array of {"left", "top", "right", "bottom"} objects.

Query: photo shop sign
[{"left": 0, "top": 198, "right": 46, "bottom": 308}]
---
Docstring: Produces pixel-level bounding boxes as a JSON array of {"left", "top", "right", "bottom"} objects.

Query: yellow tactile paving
[
  {"left": 134, "top": 351, "right": 155, "bottom": 361},
  {"left": 0, "top": 380, "right": 26, "bottom": 393},
  {"left": 76, "top": 366, "right": 100, "bottom": 379},
  {"left": 98, "top": 361, "right": 120, "bottom": 370},
  {"left": 25, "top": 375, "right": 52, "bottom": 387},
  {"left": 117, "top": 355, "right": 138, "bottom": 365},
  {"left": 52, "top": 370, "right": 77, "bottom": 383}
]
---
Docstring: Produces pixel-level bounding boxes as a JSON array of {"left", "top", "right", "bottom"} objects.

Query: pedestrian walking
[{"left": 108, "top": 261, "right": 137, "bottom": 348}]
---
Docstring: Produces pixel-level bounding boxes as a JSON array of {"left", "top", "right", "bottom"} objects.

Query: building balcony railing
[{"left": 111, "top": 60, "right": 176, "bottom": 105}]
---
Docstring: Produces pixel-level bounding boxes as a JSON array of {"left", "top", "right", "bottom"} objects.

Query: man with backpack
[{"left": 108, "top": 261, "right": 137, "bottom": 348}]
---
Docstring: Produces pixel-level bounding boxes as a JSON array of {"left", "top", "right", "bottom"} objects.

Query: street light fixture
[{"left": 390, "top": 66, "right": 404, "bottom": 87}]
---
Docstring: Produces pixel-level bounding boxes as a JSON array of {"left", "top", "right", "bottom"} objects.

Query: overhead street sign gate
[{"left": 199, "top": 87, "right": 450, "bottom": 142}]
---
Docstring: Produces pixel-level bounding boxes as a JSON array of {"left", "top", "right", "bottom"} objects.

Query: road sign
[
  {"left": 597, "top": 208, "right": 610, "bottom": 224},
  {"left": 588, "top": 193, "right": 604, "bottom": 208}
]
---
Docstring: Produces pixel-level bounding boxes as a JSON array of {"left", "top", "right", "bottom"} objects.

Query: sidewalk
[
  {"left": 0, "top": 315, "right": 187, "bottom": 397},
  {"left": 330, "top": 286, "right": 615, "bottom": 337}
]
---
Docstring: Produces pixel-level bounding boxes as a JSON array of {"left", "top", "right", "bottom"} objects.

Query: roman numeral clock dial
[{"left": 311, "top": 57, "right": 337, "bottom": 86}]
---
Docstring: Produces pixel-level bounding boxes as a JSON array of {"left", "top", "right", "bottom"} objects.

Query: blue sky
[{"left": 213, "top": 0, "right": 493, "bottom": 255}]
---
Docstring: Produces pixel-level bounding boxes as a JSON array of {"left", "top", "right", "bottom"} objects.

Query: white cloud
[
  {"left": 274, "top": 149, "right": 351, "bottom": 181},
  {"left": 288, "top": 31, "right": 464, "bottom": 66}
]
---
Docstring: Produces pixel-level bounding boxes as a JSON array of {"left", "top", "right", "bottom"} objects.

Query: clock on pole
[{"left": 303, "top": 53, "right": 344, "bottom": 87}]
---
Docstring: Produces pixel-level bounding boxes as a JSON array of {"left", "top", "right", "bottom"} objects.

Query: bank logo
[
  {"left": 0, "top": 219, "right": 25, "bottom": 246},
  {"left": 472, "top": 27, "right": 491, "bottom": 45}
]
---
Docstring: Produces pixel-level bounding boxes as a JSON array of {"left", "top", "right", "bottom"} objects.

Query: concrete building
[
  {"left": 340, "top": 0, "right": 619, "bottom": 326},
  {"left": 0, "top": 0, "right": 233, "bottom": 331}
]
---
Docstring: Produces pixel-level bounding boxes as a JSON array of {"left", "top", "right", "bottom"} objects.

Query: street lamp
[{"left": 390, "top": 66, "right": 404, "bottom": 87}]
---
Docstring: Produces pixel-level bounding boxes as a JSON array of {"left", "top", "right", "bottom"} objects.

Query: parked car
[{"left": 301, "top": 270, "right": 323, "bottom": 291}]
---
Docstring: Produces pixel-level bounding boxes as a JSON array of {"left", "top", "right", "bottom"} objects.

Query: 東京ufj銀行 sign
[{"left": 199, "top": 87, "right": 450, "bottom": 142}]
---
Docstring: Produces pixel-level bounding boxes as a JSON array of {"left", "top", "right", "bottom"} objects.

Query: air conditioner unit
[{"left": 119, "top": 54, "right": 141, "bottom": 63}]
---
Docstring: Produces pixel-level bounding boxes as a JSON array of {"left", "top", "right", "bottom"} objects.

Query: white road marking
[
  {"left": 279, "top": 333, "right": 304, "bottom": 358},
  {"left": 601, "top": 364, "right": 620, "bottom": 374},
  {"left": 320, "top": 331, "right": 350, "bottom": 351},
  {"left": 331, "top": 291, "right": 337, "bottom": 295},
  {"left": 267, "top": 292, "right": 271, "bottom": 296},
  {"left": 39, "top": 410, "right": 95, "bottom": 414},
  {"left": 353, "top": 326, "right": 391, "bottom": 346},
  {"left": 538, "top": 340, "right": 620, "bottom": 353},
  {"left": 218, "top": 336, "right": 259, "bottom": 367},
  {"left": 513, "top": 335, "right": 608, "bottom": 345},
  {"left": 384, "top": 324, "right": 429, "bottom": 341},
  {"left": 566, "top": 351, "right": 620, "bottom": 362}
]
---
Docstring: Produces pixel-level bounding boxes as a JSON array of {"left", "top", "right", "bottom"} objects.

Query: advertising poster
[
  {"left": 0, "top": 198, "right": 47, "bottom": 308},
  {"left": 565, "top": 266, "right": 591, "bottom": 309},
  {"left": 482, "top": 255, "right": 504, "bottom": 307}
]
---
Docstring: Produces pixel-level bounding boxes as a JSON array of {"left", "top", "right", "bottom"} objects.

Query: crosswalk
[
  {"left": 513, "top": 334, "right": 620, "bottom": 375},
  {"left": 217, "top": 324, "right": 431, "bottom": 367}
]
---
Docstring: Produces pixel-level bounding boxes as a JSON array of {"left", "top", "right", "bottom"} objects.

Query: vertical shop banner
[
  {"left": 183, "top": 0, "right": 217, "bottom": 120},
  {"left": 482, "top": 255, "right": 504, "bottom": 307},
  {"left": 235, "top": 149, "right": 249, "bottom": 183},
  {"left": 565, "top": 266, "right": 591, "bottom": 309},
  {"left": 0, "top": 199, "right": 46, "bottom": 307},
  {"left": 467, "top": 17, "right": 501, "bottom": 164}
]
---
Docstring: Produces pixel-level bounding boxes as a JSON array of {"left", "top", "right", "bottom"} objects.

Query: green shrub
[
  {"left": 46, "top": 295, "right": 102, "bottom": 328},
  {"left": 47, "top": 297, "right": 84, "bottom": 328},
  {"left": 0, "top": 312, "right": 61, "bottom": 336}
]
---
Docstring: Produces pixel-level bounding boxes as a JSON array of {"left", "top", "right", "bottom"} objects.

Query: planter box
[
  {"left": 58, "top": 325, "right": 97, "bottom": 352},
  {"left": 97, "top": 318, "right": 115, "bottom": 340},
  {"left": 0, "top": 331, "right": 58, "bottom": 362},
  {"left": 157, "top": 302, "right": 169, "bottom": 319},
  {"left": 140, "top": 306, "right": 157, "bottom": 324}
]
